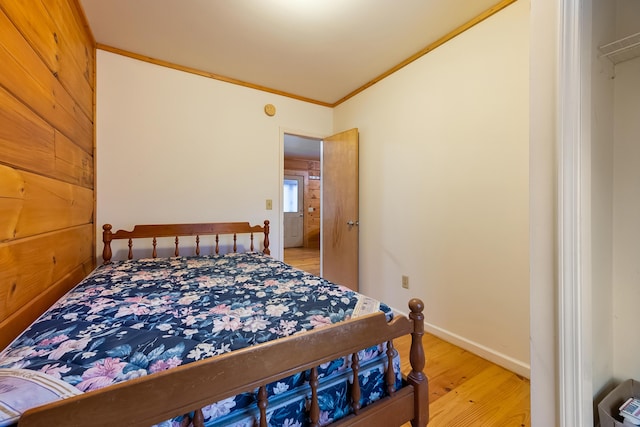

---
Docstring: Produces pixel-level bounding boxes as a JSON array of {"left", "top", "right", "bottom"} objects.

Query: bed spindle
[
  {"left": 102, "top": 224, "right": 113, "bottom": 263},
  {"left": 127, "top": 238, "right": 133, "bottom": 260},
  {"left": 179, "top": 408, "right": 204, "bottom": 427},
  {"left": 385, "top": 340, "right": 397, "bottom": 396},
  {"left": 152, "top": 237, "right": 158, "bottom": 258},
  {"left": 175, "top": 236, "right": 180, "bottom": 257},
  {"left": 308, "top": 367, "right": 320, "bottom": 427},
  {"left": 263, "top": 220, "right": 271, "bottom": 255},
  {"left": 257, "top": 385, "right": 268, "bottom": 427},
  {"left": 215, "top": 234, "right": 219, "bottom": 254},
  {"left": 195, "top": 235, "right": 200, "bottom": 255},
  {"left": 350, "top": 352, "right": 361, "bottom": 414},
  {"left": 233, "top": 233, "right": 238, "bottom": 252},
  {"left": 250, "top": 232, "right": 255, "bottom": 252}
]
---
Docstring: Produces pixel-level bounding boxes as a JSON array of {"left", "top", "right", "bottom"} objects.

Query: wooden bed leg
[
  {"left": 102, "top": 224, "right": 113, "bottom": 264},
  {"left": 408, "top": 298, "right": 429, "bottom": 426}
]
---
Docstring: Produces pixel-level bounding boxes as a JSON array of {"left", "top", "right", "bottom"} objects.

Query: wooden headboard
[{"left": 102, "top": 220, "right": 270, "bottom": 264}]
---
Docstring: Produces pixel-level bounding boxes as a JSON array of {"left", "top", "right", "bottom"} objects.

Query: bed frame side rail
[{"left": 19, "top": 299, "right": 428, "bottom": 427}]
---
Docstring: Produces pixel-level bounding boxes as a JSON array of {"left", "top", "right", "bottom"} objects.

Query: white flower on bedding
[
  {"left": 265, "top": 304, "right": 289, "bottom": 316},
  {"left": 212, "top": 316, "right": 242, "bottom": 333},
  {"left": 232, "top": 307, "right": 254, "bottom": 318},
  {"left": 242, "top": 316, "right": 270, "bottom": 333},
  {"left": 202, "top": 397, "right": 236, "bottom": 419},
  {"left": 187, "top": 344, "right": 211, "bottom": 360},
  {"left": 214, "top": 343, "right": 231, "bottom": 355},
  {"left": 183, "top": 329, "right": 199, "bottom": 337},
  {"left": 81, "top": 351, "right": 97, "bottom": 359},
  {"left": 62, "top": 313, "right": 78, "bottom": 321},
  {"left": 256, "top": 291, "right": 267, "bottom": 298},
  {"left": 282, "top": 419, "right": 302, "bottom": 427},
  {"left": 156, "top": 323, "right": 172, "bottom": 331},
  {"left": 272, "top": 382, "right": 289, "bottom": 395},
  {"left": 368, "top": 391, "right": 381, "bottom": 402}
]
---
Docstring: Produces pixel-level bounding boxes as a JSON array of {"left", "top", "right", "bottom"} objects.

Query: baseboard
[
  {"left": 392, "top": 307, "right": 530, "bottom": 379},
  {"left": 424, "top": 322, "right": 531, "bottom": 379}
]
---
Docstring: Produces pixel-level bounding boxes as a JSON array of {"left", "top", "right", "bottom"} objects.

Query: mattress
[{"left": 0, "top": 252, "right": 399, "bottom": 426}]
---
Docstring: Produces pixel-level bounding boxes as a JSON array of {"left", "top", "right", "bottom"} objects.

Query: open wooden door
[{"left": 322, "top": 128, "right": 359, "bottom": 291}]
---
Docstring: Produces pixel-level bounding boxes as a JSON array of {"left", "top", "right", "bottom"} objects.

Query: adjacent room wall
[
  {"left": 590, "top": 0, "right": 616, "bottom": 406},
  {"left": 284, "top": 157, "right": 321, "bottom": 248},
  {"left": 613, "top": 54, "right": 640, "bottom": 381},
  {"left": 96, "top": 50, "right": 333, "bottom": 261},
  {"left": 0, "top": 1, "right": 95, "bottom": 347},
  {"left": 333, "top": 1, "right": 530, "bottom": 376}
]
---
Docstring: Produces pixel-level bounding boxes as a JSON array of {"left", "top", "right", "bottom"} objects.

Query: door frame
[
  {"left": 278, "top": 127, "right": 325, "bottom": 261},
  {"left": 558, "top": 0, "right": 592, "bottom": 425}
]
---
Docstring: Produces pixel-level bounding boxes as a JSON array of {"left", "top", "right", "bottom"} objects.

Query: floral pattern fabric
[{"left": 0, "top": 252, "right": 398, "bottom": 426}]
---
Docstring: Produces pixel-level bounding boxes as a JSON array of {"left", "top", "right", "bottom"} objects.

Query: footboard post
[
  {"left": 408, "top": 298, "right": 429, "bottom": 426},
  {"left": 263, "top": 220, "right": 271, "bottom": 255},
  {"left": 102, "top": 224, "right": 113, "bottom": 264}
]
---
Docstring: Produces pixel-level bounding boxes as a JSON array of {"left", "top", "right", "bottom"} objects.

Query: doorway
[{"left": 283, "top": 133, "right": 321, "bottom": 274}]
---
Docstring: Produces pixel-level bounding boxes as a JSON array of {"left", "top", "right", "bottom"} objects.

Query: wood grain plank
[
  {"left": 0, "top": 165, "right": 93, "bottom": 240},
  {"left": 0, "top": 86, "right": 55, "bottom": 174},
  {"left": 427, "top": 364, "right": 529, "bottom": 426},
  {"left": 54, "top": 130, "right": 94, "bottom": 188},
  {"left": 0, "top": 9, "right": 92, "bottom": 152},
  {"left": 0, "top": 165, "right": 25, "bottom": 242},
  {"left": 0, "top": 1, "right": 94, "bottom": 120},
  {"left": 45, "top": 0, "right": 95, "bottom": 117},
  {"left": 0, "top": 224, "right": 93, "bottom": 323}
]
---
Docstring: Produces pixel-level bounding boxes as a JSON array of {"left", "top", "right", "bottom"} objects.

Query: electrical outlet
[
  {"left": 266, "top": 199, "right": 272, "bottom": 210},
  {"left": 402, "top": 275, "right": 409, "bottom": 289}
]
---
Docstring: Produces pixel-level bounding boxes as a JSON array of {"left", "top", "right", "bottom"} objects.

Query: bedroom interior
[{"left": 2, "top": 0, "right": 637, "bottom": 425}]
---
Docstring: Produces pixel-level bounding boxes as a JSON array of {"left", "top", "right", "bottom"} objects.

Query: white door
[{"left": 283, "top": 175, "right": 304, "bottom": 248}]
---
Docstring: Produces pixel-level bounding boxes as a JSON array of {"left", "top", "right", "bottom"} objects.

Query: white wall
[
  {"left": 334, "top": 1, "right": 530, "bottom": 376},
  {"left": 613, "top": 55, "right": 640, "bottom": 381},
  {"left": 96, "top": 50, "right": 333, "bottom": 260}
]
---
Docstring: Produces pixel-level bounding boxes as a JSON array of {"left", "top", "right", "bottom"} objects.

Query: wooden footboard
[{"left": 18, "top": 299, "right": 428, "bottom": 427}]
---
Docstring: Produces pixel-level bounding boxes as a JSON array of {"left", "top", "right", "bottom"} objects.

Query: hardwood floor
[{"left": 284, "top": 246, "right": 531, "bottom": 426}]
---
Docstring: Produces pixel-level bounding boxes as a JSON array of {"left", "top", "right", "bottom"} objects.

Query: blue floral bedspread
[{"left": 0, "top": 252, "right": 398, "bottom": 426}]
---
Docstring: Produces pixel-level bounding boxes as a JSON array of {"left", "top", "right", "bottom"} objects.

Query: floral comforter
[{"left": 0, "top": 252, "right": 395, "bottom": 426}]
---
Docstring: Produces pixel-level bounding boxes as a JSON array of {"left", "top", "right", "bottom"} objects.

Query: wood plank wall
[
  {"left": 284, "top": 158, "right": 320, "bottom": 248},
  {"left": 0, "top": 1, "right": 95, "bottom": 347}
]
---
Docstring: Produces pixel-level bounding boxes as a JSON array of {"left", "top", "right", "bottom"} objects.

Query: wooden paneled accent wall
[
  {"left": 284, "top": 158, "right": 320, "bottom": 248},
  {"left": 0, "top": 1, "right": 95, "bottom": 347}
]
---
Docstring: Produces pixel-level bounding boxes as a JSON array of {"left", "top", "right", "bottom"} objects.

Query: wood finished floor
[{"left": 284, "top": 247, "right": 531, "bottom": 426}]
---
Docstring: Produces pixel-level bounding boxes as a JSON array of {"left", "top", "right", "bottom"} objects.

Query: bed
[{"left": 0, "top": 221, "right": 428, "bottom": 427}]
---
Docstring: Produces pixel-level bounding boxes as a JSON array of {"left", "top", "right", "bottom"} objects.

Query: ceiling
[{"left": 79, "top": 0, "right": 504, "bottom": 107}]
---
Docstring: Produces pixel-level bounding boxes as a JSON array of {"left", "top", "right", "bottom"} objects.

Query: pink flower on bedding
[
  {"left": 47, "top": 337, "right": 91, "bottom": 360},
  {"left": 38, "top": 363, "right": 72, "bottom": 379},
  {"left": 309, "top": 315, "right": 332, "bottom": 329},
  {"left": 148, "top": 356, "right": 182, "bottom": 373},
  {"left": 39, "top": 334, "right": 69, "bottom": 346},
  {"left": 76, "top": 357, "right": 127, "bottom": 391},
  {"left": 209, "top": 304, "right": 231, "bottom": 315}
]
